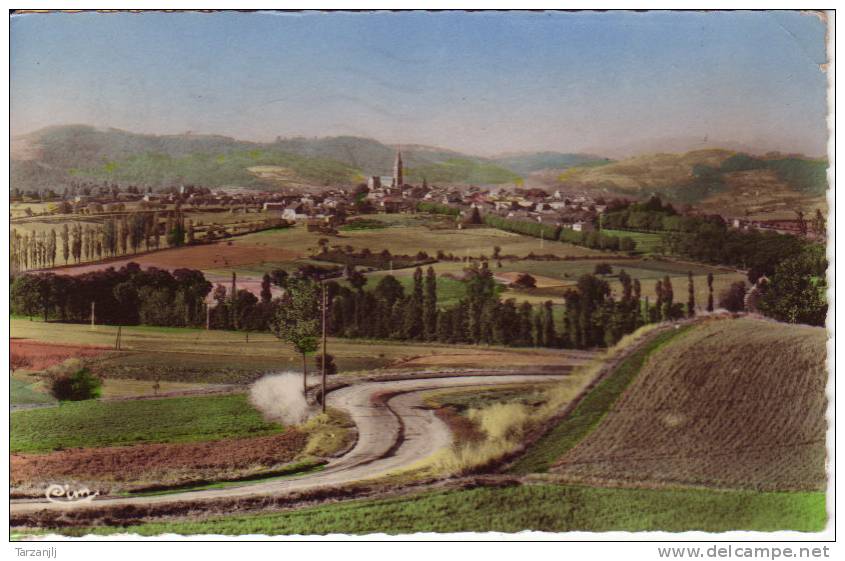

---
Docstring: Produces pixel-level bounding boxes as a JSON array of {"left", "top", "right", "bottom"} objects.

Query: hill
[
  {"left": 540, "top": 149, "right": 828, "bottom": 218},
  {"left": 550, "top": 317, "right": 827, "bottom": 491},
  {"left": 12, "top": 125, "right": 535, "bottom": 191},
  {"left": 405, "top": 158, "right": 523, "bottom": 185}
]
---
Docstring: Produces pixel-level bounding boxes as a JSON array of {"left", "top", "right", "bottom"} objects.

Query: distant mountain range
[
  {"left": 11, "top": 125, "right": 828, "bottom": 218},
  {"left": 11, "top": 125, "right": 604, "bottom": 192}
]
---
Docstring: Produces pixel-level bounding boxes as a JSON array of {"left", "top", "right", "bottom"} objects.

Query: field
[
  {"left": 11, "top": 339, "right": 109, "bottom": 372},
  {"left": 10, "top": 394, "right": 283, "bottom": 453},
  {"left": 509, "top": 326, "right": 688, "bottom": 474},
  {"left": 10, "top": 319, "right": 586, "bottom": 384},
  {"left": 63, "top": 483, "right": 826, "bottom": 535},
  {"left": 599, "top": 229, "right": 666, "bottom": 254},
  {"left": 550, "top": 318, "right": 828, "bottom": 491},
  {"left": 12, "top": 430, "right": 310, "bottom": 494},
  {"left": 24, "top": 212, "right": 744, "bottom": 323}
]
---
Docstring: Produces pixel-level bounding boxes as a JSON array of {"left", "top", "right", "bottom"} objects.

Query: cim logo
[{"left": 45, "top": 484, "right": 100, "bottom": 504}]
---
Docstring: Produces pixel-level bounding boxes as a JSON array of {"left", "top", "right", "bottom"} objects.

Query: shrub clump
[{"left": 49, "top": 367, "right": 102, "bottom": 401}]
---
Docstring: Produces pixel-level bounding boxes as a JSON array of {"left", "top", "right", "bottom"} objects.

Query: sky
[{"left": 10, "top": 10, "right": 830, "bottom": 157}]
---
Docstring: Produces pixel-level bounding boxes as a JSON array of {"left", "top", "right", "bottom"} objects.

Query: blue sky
[{"left": 11, "top": 10, "right": 830, "bottom": 157}]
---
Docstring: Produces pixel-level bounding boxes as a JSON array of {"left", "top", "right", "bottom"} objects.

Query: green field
[
  {"left": 11, "top": 378, "right": 56, "bottom": 406},
  {"left": 600, "top": 229, "right": 666, "bottom": 254},
  {"left": 509, "top": 326, "right": 689, "bottom": 474},
  {"left": 234, "top": 218, "right": 604, "bottom": 264},
  {"left": 11, "top": 393, "right": 282, "bottom": 453},
  {"left": 65, "top": 484, "right": 825, "bottom": 535}
]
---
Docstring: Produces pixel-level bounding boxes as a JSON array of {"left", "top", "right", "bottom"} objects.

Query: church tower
[{"left": 392, "top": 148, "right": 403, "bottom": 188}]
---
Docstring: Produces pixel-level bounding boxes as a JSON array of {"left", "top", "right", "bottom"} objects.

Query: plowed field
[{"left": 551, "top": 318, "right": 827, "bottom": 491}]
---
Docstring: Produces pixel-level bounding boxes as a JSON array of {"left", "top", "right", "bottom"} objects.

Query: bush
[
  {"left": 511, "top": 273, "right": 537, "bottom": 289},
  {"left": 594, "top": 263, "right": 613, "bottom": 275},
  {"left": 315, "top": 353, "right": 338, "bottom": 376},
  {"left": 719, "top": 281, "right": 747, "bottom": 312},
  {"left": 49, "top": 368, "right": 102, "bottom": 401}
]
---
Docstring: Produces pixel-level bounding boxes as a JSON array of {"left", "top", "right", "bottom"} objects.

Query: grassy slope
[
  {"left": 68, "top": 484, "right": 825, "bottom": 535},
  {"left": 508, "top": 326, "right": 689, "bottom": 474},
  {"left": 74, "top": 149, "right": 361, "bottom": 188},
  {"left": 11, "top": 394, "right": 282, "bottom": 453}
]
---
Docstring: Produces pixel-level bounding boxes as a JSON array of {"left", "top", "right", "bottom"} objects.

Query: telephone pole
[{"left": 90, "top": 301, "right": 96, "bottom": 330}]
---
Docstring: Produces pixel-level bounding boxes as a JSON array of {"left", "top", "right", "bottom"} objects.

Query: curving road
[{"left": 11, "top": 373, "right": 566, "bottom": 516}]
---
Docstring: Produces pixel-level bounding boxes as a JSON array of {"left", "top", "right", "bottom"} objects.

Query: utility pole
[
  {"left": 115, "top": 325, "right": 122, "bottom": 350},
  {"left": 206, "top": 303, "right": 210, "bottom": 330},
  {"left": 321, "top": 281, "right": 328, "bottom": 413},
  {"left": 90, "top": 301, "right": 96, "bottom": 330}
]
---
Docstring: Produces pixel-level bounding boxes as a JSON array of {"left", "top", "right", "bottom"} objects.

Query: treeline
[
  {"left": 325, "top": 262, "right": 690, "bottom": 349},
  {"left": 483, "top": 215, "right": 636, "bottom": 252},
  {"left": 600, "top": 195, "right": 828, "bottom": 327},
  {"left": 10, "top": 212, "right": 186, "bottom": 272},
  {"left": 11, "top": 260, "right": 702, "bottom": 351},
  {"left": 11, "top": 263, "right": 211, "bottom": 326},
  {"left": 10, "top": 213, "right": 290, "bottom": 272}
]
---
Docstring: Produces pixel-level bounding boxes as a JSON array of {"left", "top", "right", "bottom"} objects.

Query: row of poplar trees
[
  {"left": 324, "top": 262, "right": 709, "bottom": 349},
  {"left": 10, "top": 212, "right": 190, "bottom": 272}
]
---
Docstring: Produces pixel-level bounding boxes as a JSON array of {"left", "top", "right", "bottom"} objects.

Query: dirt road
[{"left": 10, "top": 373, "right": 565, "bottom": 515}]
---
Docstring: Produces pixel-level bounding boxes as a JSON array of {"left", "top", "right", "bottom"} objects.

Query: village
[{"left": 10, "top": 148, "right": 821, "bottom": 245}]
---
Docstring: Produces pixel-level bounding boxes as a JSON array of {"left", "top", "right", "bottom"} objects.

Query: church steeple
[{"left": 392, "top": 147, "right": 403, "bottom": 188}]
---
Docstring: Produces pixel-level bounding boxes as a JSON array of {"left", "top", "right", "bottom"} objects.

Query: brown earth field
[
  {"left": 550, "top": 317, "right": 828, "bottom": 491},
  {"left": 11, "top": 339, "right": 110, "bottom": 371},
  {"left": 11, "top": 429, "right": 309, "bottom": 495}
]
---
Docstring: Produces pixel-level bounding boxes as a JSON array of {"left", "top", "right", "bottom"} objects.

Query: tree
[
  {"left": 272, "top": 277, "right": 320, "bottom": 393},
  {"left": 467, "top": 206, "right": 482, "bottom": 224},
  {"left": 403, "top": 267, "right": 424, "bottom": 339},
  {"left": 661, "top": 275, "right": 674, "bottom": 320},
  {"left": 11, "top": 275, "right": 40, "bottom": 319},
  {"left": 167, "top": 213, "right": 186, "bottom": 247},
  {"left": 706, "top": 272, "right": 714, "bottom": 312},
  {"left": 260, "top": 273, "right": 273, "bottom": 304},
  {"left": 758, "top": 247, "right": 827, "bottom": 326},
  {"left": 811, "top": 209, "right": 826, "bottom": 238},
  {"left": 61, "top": 222, "right": 70, "bottom": 265},
  {"left": 594, "top": 263, "right": 613, "bottom": 275},
  {"left": 511, "top": 273, "right": 537, "bottom": 289},
  {"left": 719, "top": 281, "right": 747, "bottom": 312},
  {"left": 542, "top": 300, "right": 556, "bottom": 347},
  {"left": 686, "top": 271, "right": 695, "bottom": 317},
  {"left": 49, "top": 367, "right": 102, "bottom": 401},
  {"left": 423, "top": 266, "right": 438, "bottom": 341},
  {"left": 315, "top": 353, "right": 338, "bottom": 376}
]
